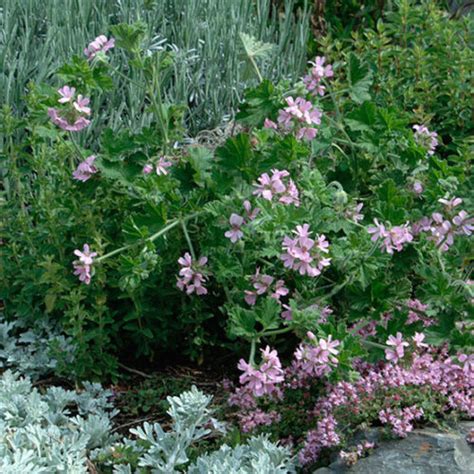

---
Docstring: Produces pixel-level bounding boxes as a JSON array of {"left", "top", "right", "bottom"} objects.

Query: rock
[{"left": 314, "top": 422, "right": 474, "bottom": 474}]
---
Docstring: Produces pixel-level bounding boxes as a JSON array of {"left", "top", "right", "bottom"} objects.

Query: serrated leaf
[
  {"left": 345, "top": 101, "right": 377, "bottom": 131},
  {"left": 110, "top": 22, "right": 146, "bottom": 54},
  {"left": 347, "top": 53, "right": 373, "bottom": 104}
]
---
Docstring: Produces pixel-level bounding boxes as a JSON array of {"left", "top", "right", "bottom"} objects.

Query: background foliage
[{"left": 0, "top": 0, "right": 311, "bottom": 134}]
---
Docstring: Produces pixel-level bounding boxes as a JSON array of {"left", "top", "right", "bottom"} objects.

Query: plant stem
[
  {"left": 68, "top": 132, "right": 84, "bottom": 161},
  {"left": 96, "top": 212, "right": 201, "bottom": 263},
  {"left": 181, "top": 218, "right": 196, "bottom": 260},
  {"left": 260, "top": 326, "right": 292, "bottom": 338},
  {"left": 249, "top": 338, "right": 257, "bottom": 365},
  {"left": 361, "top": 340, "right": 388, "bottom": 350},
  {"left": 249, "top": 55, "right": 263, "bottom": 83}
]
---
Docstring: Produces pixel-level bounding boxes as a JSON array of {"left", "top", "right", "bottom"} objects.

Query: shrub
[{"left": 1, "top": 0, "right": 472, "bottom": 379}]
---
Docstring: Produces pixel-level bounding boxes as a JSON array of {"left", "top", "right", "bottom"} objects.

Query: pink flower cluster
[
  {"left": 84, "top": 35, "right": 115, "bottom": 60},
  {"left": 48, "top": 86, "right": 91, "bottom": 132},
  {"left": 281, "top": 224, "right": 331, "bottom": 277},
  {"left": 72, "top": 244, "right": 97, "bottom": 284},
  {"left": 367, "top": 219, "right": 414, "bottom": 254},
  {"left": 73, "top": 155, "right": 98, "bottom": 182},
  {"left": 244, "top": 268, "right": 288, "bottom": 305},
  {"left": 143, "top": 156, "right": 173, "bottom": 176},
  {"left": 253, "top": 169, "right": 300, "bottom": 206},
  {"left": 224, "top": 201, "right": 260, "bottom": 243},
  {"left": 406, "top": 299, "right": 434, "bottom": 326},
  {"left": 176, "top": 253, "right": 208, "bottom": 295},
  {"left": 379, "top": 405, "right": 424, "bottom": 437},
  {"left": 345, "top": 202, "right": 364, "bottom": 223},
  {"left": 303, "top": 56, "right": 334, "bottom": 96},
  {"left": 264, "top": 97, "right": 322, "bottom": 141},
  {"left": 228, "top": 334, "right": 473, "bottom": 467},
  {"left": 237, "top": 346, "right": 284, "bottom": 397},
  {"left": 291, "top": 335, "right": 340, "bottom": 382},
  {"left": 385, "top": 332, "right": 410, "bottom": 364},
  {"left": 238, "top": 409, "right": 281, "bottom": 433},
  {"left": 413, "top": 124, "right": 438, "bottom": 155},
  {"left": 298, "top": 415, "right": 340, "bottom": 465},
  {"left": 412, "top": 180, "right": 424, "bottom": 195},
  {"left": 412, "top": 197, "right": 473, "bottom": 251}
]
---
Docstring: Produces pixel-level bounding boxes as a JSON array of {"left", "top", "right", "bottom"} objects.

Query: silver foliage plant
[
  {"left": 0, "top": 317, "right": 75, "bottom": 380},
  {"left": 0, "top": 370, "right": 295, "bottom": 473},
  {"left": 0, "top": 370, "right": 117, "bottom": 473},
  {"left": 95, "top": 386, "right": 295, "bottom": 473}
]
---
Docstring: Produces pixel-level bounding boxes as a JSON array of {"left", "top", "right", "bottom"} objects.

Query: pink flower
[
  {"left": 367, "top": 219, "right": 388, "bottom": 241},
  {"left": 438, "top": 196, "right": 463, "bottom": 211},
  {"left": 48, "top": 108, "right": 91, "bottom": 132},
  {"left": 243, "top": 200, "right": 260, "bottom": 221},
  {"left": 406, "top": 299, "right": 434, "bottom": 326},
  {"left": 281, "top": 304, "right": 292, "bottom": 320},
  {"left": 271, "top": 279, "right": 289, "bottom": 300},
  {"left": 143, "top": 164, "right": 154, "bottom": 174},
  {"left": 58, "top": 86, "right": 76, "bottom": 103},
  {"left": 303, "top": 56, "right": 334, "bottom": 97},
  {"left": 367, "top": 219, "right": 413, "bottom": 254},
  {"left": 413, "top": 124, "right": 438, "bottom": 155},
  {"left": 281, "top": 224, "right": 331, "bottom": 277},
  {"left": 253, "top": 169, "right": 299, "bottom": 206},
  {"left": 74, "top": 243, "right": 97, "bottom": 266},
  {"left": 412, "top": 181, "right": 424, "bottom": 195},
  {"left": 73, "top": 95, "right": 91, "bottom": 115},
  {"left": 385, "top": 332, "right": 409, "bottom": 363},
  {"left": 345, "top": 202, "right": 364, "bottom": 223},
  {"left": 156, "top": 156, "right": 173, "bottom": 176},
  {"left": 72, "top": 244, "right": 97, "bottom": 285},
  {"left": 244, "top": 268, "right": 288, "bottom": 305},
  {"left": 238, "top": 346, "right": 284, "bottom": 397},
  {"left": 412, "top": 332, "right": 428, "bottom": 349},
  {"left": 276, "top": 96, "right": 322, "bottom": 141},
  {"left": 84, "top": 35, "right": 115, "bottom": 60},
  {"left": 453, "top": 210, "right": 474, "bottom": 236},
  {"left": 458, "top": 354, "right": 474, "bottom": 375},
  {"left": 73, "top": 155, "right": 98, "bottom": 182},
  {"left": 73, "top": 262, "right": 92, "bottom": 285},
  {"left": 263, "top": 118, "right": 278, "bottom": 129},
  {"left": 319, "top": 335, "right": 340, "bottom": 364},
  {"left": 176, "top": 253, "right": 209, "bottom": 296},
  {"left": 225, "top": 213, "right": 244, "bottom": 243}
]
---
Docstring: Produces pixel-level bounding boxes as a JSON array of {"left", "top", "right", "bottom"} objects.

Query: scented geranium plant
[{"left": 2, "top": 7, "right": 472, "bottom": 378}]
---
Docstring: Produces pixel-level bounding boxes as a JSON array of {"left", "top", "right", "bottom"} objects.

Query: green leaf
[
  {"left": 345, "top": 101, "right": 377, "bottom": 131},
  {"left": 255, "top": 298, "right": 281, "bottom": 331},
  {"left": 239, "top": 33, "right": 274, "bottom": 80},
  {"left": 347, "top": 53, "right": 373, "bottom": 104},
  {"left": 228, "top": 306, "right": 257, "bottom": 339},
  {"left": 236, "top": 80, "right": 278, "bottom": 127},
  {"left": 110, "top": 22, "right": 146, "bottom": 54},
  {"left": 97, "top": 157, "right": 142, "bottom": 184},
  {"left": 185, "top": 146, "right": 213, "bottom": 188},
  {"left": 215, "top": 133, "right": 253, "bottom": 176}
]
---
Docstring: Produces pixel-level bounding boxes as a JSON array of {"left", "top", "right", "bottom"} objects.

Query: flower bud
[{"left": 333, "top": 189, "right": 348, "bottom": 206}]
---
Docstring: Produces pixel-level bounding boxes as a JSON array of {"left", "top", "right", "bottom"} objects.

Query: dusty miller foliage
[
  {"left": 0, "top": 316, "right": 75, "bottom": 380},
  {"left": 0, "top": 370, "right": 294, "bottom": 473},
  {"left": 0, "top": 370, "right": 117, "bottom": 473}
]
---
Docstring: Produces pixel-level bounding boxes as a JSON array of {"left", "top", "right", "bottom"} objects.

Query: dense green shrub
[{"left": 1, "top": 0, "right": 472, "bottom": 380}]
